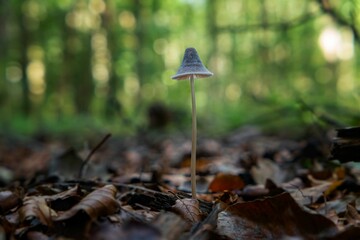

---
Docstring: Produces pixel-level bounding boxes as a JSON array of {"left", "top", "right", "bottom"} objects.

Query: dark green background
[{"left": 1, "top": 0, "right": 359, "bottom": 137}]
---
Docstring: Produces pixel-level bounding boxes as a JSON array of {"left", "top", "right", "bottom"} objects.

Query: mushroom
[{"left": 172, "top": 47, "right": 213, "bottom": 199}]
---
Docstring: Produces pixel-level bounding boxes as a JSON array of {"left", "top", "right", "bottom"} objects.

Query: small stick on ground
[{"left": 78, "top": 133, "right": 112, "bottom": 178}]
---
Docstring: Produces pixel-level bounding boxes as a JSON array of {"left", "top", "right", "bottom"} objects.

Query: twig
[{"left": 78, "top": 133, "right": 112, "bottom": 178}]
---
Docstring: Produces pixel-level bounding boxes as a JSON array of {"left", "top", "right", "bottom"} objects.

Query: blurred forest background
[{"left": 1, "top": 0, "right": 360, "bottom": 138}]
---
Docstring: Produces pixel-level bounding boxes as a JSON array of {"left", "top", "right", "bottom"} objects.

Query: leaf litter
[{"left": 1, "top": 126, "right": 360, "bottom": 239}]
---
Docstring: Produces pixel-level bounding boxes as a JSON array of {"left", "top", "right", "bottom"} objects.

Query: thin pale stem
[{"left": 190, "top": 75, "right": 197, "bottom": 199}]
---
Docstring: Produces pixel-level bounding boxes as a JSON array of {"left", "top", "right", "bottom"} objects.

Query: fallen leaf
[
  {"left": 251, "top": 158, "right": 285, "bottom": 185},
  {"left": 180, "top": 156, "right": 213, "bottom": 172},
  {"left": 19, "top": 196, "right": 56, "bottom": 227},
  {"left": 326, "top": 209, "right": 341, "bottom": 228},
  {"left": 53, "top": 184, "right": 119, "bottom": 238},
  {"left": 0, "top": 191, "right": 21, "bottom": 214},
  {"left": 172, "top": 198, "right": 202, "bottom": 224},
  {"left": 153, "top": 212, "right": 188, "bottom": 240},
  {"left": 25, "top": 231, "right": 50, "bottom": 240},
  {"left": 49, "top": 148, "right": 83, "bottom": 179},
  {"left": 17, "top": 150, "right": 50, "bottom": 179},
  {"left": 324, "top": 226, "right": 360, "bottom": 240},
  {"left": 217, "top": 192, "right": 338, "bottom": 239},
  {"left": 324, "top": 180, "right": 344, "bottom": 196},
  {"left": 334, "top": 166, "right": 346, "bottom": 180},
  {"left": 93, "top": 220, "right": 161, "bottom": 240},
  {"left": 290, "top": 181, "right": 333, "bottom": 205},
  {"left": 215, "top": 191, "right": 238, "bottom": 205},
  {"left": 239, "top": 185, "right": 270, "bottom": 201},
  {"left": 54, "top": 184, "right": 119, "bottom": 222},
  {"left": 45, "top": 185, "right": 82, "bottom": 211},
  {"left": 345, "top": 203, "right": 360, "bottom": 226},
  {"left": 178, "top": 176, "right": 210, "bottom": 194},
  {"left": 208, "top": 173, "right": 244, "bottom": 192},
  {"left": 190, "top": 202, "right": 230, "bottom": 240},
  {"left": 0, "top": 211, "right": 18, "bottom": 236},
  {"left": 264, "top": 179, "right": 285, "bottom": 196},
  {"left": 309, "top": 169, "right": 334, "bottom": 181}
]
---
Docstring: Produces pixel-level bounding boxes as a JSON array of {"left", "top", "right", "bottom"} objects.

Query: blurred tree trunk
[
  {"left": 325, "top": 61, "right": 339, "bottom": 99},
  {"left": 259, "top": 0, "right": 271, "bottom": 88},
  {"left": 298, "top": 18, "right": 322, "bottom": 97},
  {"left": 60, "top": 10, "right": 75, "bottom": 117},
  {"left": 73, "top": 32, "right": 93, "bottom": 114},
  {"left": 0, "top": 0, "right": 8, "bottom": 106},
  {"left": 103, "top": 0, "right": 122, "bottom": 119},
  {"left": 133, "top": 0, "right": 145, "bottom": 105},
  {"left": 206, "top": 0, "right": 217, "bottom": 63},
  {"left": 206, "top": 0, "right": 219, "bottom": 105},
  {"left": 17, "top": 1, "right": 31, "bottom": 116},
  {"left": 60, "top": 6, "right": 93, "bottom": 114},
  {"left": 43, "top": 9, "right": 67, "bottom": 121}
]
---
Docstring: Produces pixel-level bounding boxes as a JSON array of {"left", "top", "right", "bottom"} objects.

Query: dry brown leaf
[
  {"left": 217, "top": 192, "right": 338, "bottom": 239},
  {"left": 239, "top": 185, "right": 270, "bottom": 200},
  {"left": 51, "top": 185, "right": 119, "bottom": 238},
  {"left": 290, "top": 181, "right": 333, "bottom": 205},
  {"left": 154, "top": 212, "right": 188, "bottom": 240},
  {"left": 334, "top": 166, "right": 346, "bottom": 180},
  {"left": 180, "top": 157, "right": 213, "bottom": 172},
  {"left": 309, "top": 170, "right": 334, "bottom": 181},
  {"left": 324, "top": 226, "right": 360, "bottom": 240},
  {"left": 17, "top": 150, "right": 50, "bottom": 179},
  {"left": 290, "top": 178, "right": 345, "bottom": 207},
  {"left": 25, "top": 231, "right": 50, "bottom": 240},
  {"left": 0, "top": 190, "right": 21, "bottom": 214},
  {"left": 172, "top": 198, "right": 201, "bottom": 224},
  {"left": 0, "top": 211, "right": 18, "bottom": 236},
  {"left": 45, "top": 185, "right": 82, "bottom": 211},
  {"left": 251, "top": 158, "right": 286, "bottom": 185},
  {"left": 49, "top": 148, "right": 83, "bottom": 179},
  {"left": 215, "top": 191, "right": 239, "bottom": 205},
  {"left": 45, "top": 185, "right": 81, "bottom": 202},
  {"left": 54, "top": 184, "right": 119, "bottom": 222},
  {"left": 326, "top": 209, "right": 341, "bottom": 229},
  {"left": 208, "top": 173, "right": 244, "bottom": 192},
  {"left": 19, "top": 196, "right": 56, "bottom": 227},
  {"left": 345, "top": 203, "right": 360, "bottom": 226},
  {"left": 89, "top": 219, "right": 161, "bottom": 240},
  {"left": 324, "top": 180, "right": 344, "bottom": 196}
]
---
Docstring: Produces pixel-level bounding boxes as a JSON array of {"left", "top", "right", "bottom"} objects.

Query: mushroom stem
[{"left": 190, "top": 75, "right": 197, "bottom": 199}]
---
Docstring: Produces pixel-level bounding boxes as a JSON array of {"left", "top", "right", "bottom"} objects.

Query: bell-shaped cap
[{"left": 172, "top": 47, "right": 213, "bottom": 80}]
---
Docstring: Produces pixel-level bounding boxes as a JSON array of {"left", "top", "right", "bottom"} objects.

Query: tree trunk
[
  {"left": 133, "top": 0, "right": 145, "bottom": 106},
  {"left": 17, "top": 1, "right": 31, "bottom": 116},
  {"left": 103, "top": 0, "right": 122, "bottom": 119},
  {"left": 0, "top": 0, "right": 9, "bottom": 106},
  {"left": 73, "top": 32, "right": 93, "bottom": 114}
]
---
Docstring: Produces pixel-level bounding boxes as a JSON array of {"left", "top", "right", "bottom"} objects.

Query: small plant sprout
[{"left": 172, "top": 47, "right": 213, "bottom": 199}]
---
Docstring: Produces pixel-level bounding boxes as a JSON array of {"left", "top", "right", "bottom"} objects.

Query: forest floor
[{"left": 1, "top": 125, "right": 360, "bottom": 239}]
